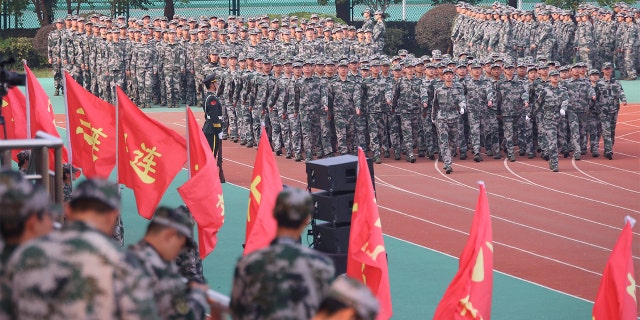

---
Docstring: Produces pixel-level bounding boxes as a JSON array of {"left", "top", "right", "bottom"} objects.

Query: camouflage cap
[
  {"left": 602, "top": 62, "right": 613, "bottom": 69},
  {"left": 549, "top": 70, "right": 560, "bottom": 76},
  {"left": 327, "top": 276, "right": 380, "bottom": 320},
  {"left": 391, "top": 64, "right": 402, "bottom": 71},
  {"left": 589, "top": 69, "right": 600, "bottom": 75},
  {"left": 71, "top": 178, "right": 120, "bottom": 210},
  {"left": 442, "top": 68, "right": 455, "bottom": 74},
  {"left": 0, "top": 170, "right": 51, "bottom": 224},
  {"left": 273, "top": 187, "right": 313, "bottom": 225},
  {"left": 151, "top": 206, "right": 196, "bottom": 247}
]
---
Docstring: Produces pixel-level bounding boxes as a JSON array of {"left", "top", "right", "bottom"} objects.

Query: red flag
[
  {"left": 64, "top": 72, "right": 116, "bottom": 178},
  {"left": 1, "top": 87, "right": 27, "bottom": 142},
  {"left": 243, "top": 126, "right": 283, "bottom": 255},
  {"left": 592, "top": 216, "right": 637, "bottom": 320},
  {"left": 116, "top": 87, "right": 186, "bottom": 219},
  {"left": 178, "top": 107, "right": 225, "bottom": 259},
  {"left": 24, "top": 63, "right": 69, "bottom": 168},
  {"left": 347, "top": 148, "right": 393, "bottom": 320},
  {"left": 433, "top": 181, "right": 493, "bottom": 320}
]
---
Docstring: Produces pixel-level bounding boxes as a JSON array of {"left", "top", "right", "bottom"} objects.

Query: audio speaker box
[
  {"left": 306, "top": 155, "right": 374, "bottom": 193},
  {"left": 312, "top": 191, "right": 355, "bottom": 224},
  {"left": 314, "top": 222, "right": 351, "bottom": 254}
]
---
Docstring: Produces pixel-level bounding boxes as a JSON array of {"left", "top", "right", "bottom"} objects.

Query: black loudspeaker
[
  {"left": 325, "top": 253, "right": 347, "bottom": 276},
  {"left": 314, "top": 222, "right": 351, "bottom": 254},
  {"left": 306, "top": 155, "right": 374, "bottom": 193},
  {"left": 312, "top": 191, "right": 355, "bottom": 224}
]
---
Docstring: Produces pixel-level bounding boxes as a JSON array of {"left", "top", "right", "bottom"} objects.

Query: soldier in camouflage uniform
[
  {"left": 47, "top": 19, "right": 64, "bottom": 95},
  {"left": 565, "top": 65, "right": 596, "bottom": 160},
  {"left": 432, "top": 68, "right": 467, "bottom": 173},
  {"left": 230, "top": 188, "right": 335, "bottom": 320},
  {"left": 594, "top": 63, "right": 627, "bottom": 159},
  {"left": 495, "top": 64, "right": 528, "bottom": 161},
  {"left": 361, "top": 60, "right": 390, "bottom": 163},
  {"left": 163, "top": 29, "right": 186, "bottom": 108},
  {"left": 5, "top": 178, "right": 159, "bottom": 319},
  {"left": 388, "top": 61, "right": 424, "bottom": 163},
  {"left": 463, "top": 62, "right": 495, "bottom": 162},
  {"left": 108, "top": 29, "right": 126, "bottom": 104},
  {"left": 372, "top": 10, "right": 386, "bottom": 53},
  {"left": 531, "top": 70, "right": 569, "bottom": 172},
  {"left": 129, "top": 206, "right": 210, "bottom": 319},
  {"left": 296, "top": 61, "right": 329, "bottom": 161},
  {"left": 327, "top": 60, "right": 361, "bottom": 155},
  {"left": 574, "top": 13, "right": 594, "bottom": 68},
  {"left": 0, "top": 170, "right": 56, "bottom": 320}
]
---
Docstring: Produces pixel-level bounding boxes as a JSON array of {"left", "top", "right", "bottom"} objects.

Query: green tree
[
  {"left": 544, "top": 0, "right": 582, "bottom": 10},
  {"left": 431, "top": 0, "right": 479, "bottom": 5}
]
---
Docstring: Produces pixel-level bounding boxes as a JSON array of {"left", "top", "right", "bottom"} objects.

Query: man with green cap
[
  {"left": 129, "top": 206, "right": 213, "bottom": 319},
  {"left": 231, "top": 187, "right": 335, "bottom": 319},
  {"left": 5, "top": 178, "right": 159, "bottom": 319}
]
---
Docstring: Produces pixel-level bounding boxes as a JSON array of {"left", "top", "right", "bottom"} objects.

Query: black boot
[{"left": 219, "top": 167, "right": 226, "bottom": 183}]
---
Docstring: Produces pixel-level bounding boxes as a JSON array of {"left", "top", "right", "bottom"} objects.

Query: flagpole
[
  {"left": 115, "top": 86, "right": 119, "bottom": 183},
  {"left": 186, "top": 106, "right": 191, "bottom": 179},
  {"left": 23, "top": 61, "right": 31, "bottom": 138},
  {"left": 63, "top": 73, "right": 73, "bottom": 186}
]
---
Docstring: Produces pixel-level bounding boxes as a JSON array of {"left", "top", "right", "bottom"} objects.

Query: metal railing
[{"left": 0, "top": 131, "right": 64, "bottom": 205}]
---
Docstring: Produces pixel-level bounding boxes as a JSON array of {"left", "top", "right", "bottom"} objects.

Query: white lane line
[
  {"left": 375, "top": 175, "right": 640, "bottom": 259},
  {"left": 571, "top": 158, "right": 640, "bottom": 194},
  {"left": 581, "top": 160, "right": 640, "bottom": 174},
  {"left": 511, "top": 161, "right": 640, "bottom": 214}
]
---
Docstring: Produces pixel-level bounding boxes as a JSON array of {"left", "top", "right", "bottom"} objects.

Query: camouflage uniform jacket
[
  {"left": 595, "top": 78, "right": 626, "bottom": 114},
  {"left": 566, "top": 78, "right": 596, "bottom": 113},
  {"left": 327, "top": 77, "right": 362, "bottom": 115},
  {"left": 463, "top": 77, "right": 495, "bottom": 111},
  {"left": 495, "top": 77, "right": 528, "bottom": 116},
  {"left": 5, "top": 221, "right": 159, "bottom": 320},
  {"left": 128, "top": 241, "right": 207, "bottom": 320},
  {"left": 389, "top": 76, "right": 423, "bottom": 114},
  {"left": 0, "top": 244, "right": 17, "bottom": 320},
  {"left": 432, "top": 82, "right": 467, "bottom": 121},
  {"left": 361, "top": 76, "right": 390, "bottom": 113},
  {"left": 230, "top": 236, "right": 335, "bottom": 320}
]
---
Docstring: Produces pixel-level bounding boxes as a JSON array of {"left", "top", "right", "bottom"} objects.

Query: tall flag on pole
[
  {"left": 64, "top": 72, "right": 116, "bottom": 178},
  {"left": 178, "top": 107, "right": 225, "bottom": 259},
  {"left": 433, "top": 181, "right": 494, "bottom": 320},
  {"left": 243, "top": 126, "right": 283, "bottom": 255},
  {"left": 24, "top": 62, "right": 69, "bottom": 166},
  {"left": 116, "top": 86, "right": 186, "bottom": 219},
  {"left": 347, "top": 148, "right": 393, "bottom": 320},
  {"left": 592, "top": 216, "right": 637, "bottom": 320}
]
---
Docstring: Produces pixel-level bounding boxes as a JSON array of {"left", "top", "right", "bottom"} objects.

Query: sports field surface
[{"left": 40, "top": 78, "right": 640, "bottom": 319}]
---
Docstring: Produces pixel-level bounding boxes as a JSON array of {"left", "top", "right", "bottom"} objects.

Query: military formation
[{"left": 47, "top": 4, "right": 632, "bottom": 173}]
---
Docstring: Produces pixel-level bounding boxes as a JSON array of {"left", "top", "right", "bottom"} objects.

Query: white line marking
[{"left": 571, "top": 158, "right": 640, "bottom": 194}]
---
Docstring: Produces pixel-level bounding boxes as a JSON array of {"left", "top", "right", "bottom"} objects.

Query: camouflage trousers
[
  {"left": 466, "top": 109, "right": 486, "bottom": 155},
  {"left": 90, "top": 67, "right": 99, "bottom": 96},
  {"left": 399, "top": 112, "right": 424, "bottom": 157},
  {"left": 389, "top": 112, "right": 402, "bottom": 156},
  {"left": 435, "top": 118, "right": 459, "bottom": 167},
  {"left": 252, "top": 106, "right": 266, "bottom": 144},
  {"left": 237, "top": 104, "right": 253, "bottom": 144},
  {"left": 517, "top": 113, "right": 534, "bottom": 155},
  {"left": 286, "top": 112, "right": 302, "bottom": 158},
  {"left": 599, "top": 111, "right": 616, "bottom": 154},
  {"left": 52, "top": 63, "right": 63, "bottom": 91},
  {"left": 100, "top": 73, "right": 112, "bottom": 103},
  {"left": 576, "top": 48, "right": 593, "bottom": 68},
  {"left": 355, "top": 114, "right": 368, "bottom": 152},
  {"left": 457, "top": 112, "right": 469, "bottom": 154},
  {"left": 535, "top": 112, "right": 548, "bottom": 155},
  {"left": 110, "top": 71, "right": 125, "bottom": 105},
  {"left": 502, "top": 115, "right": 518, "bottom": 156},
  {"left": 366, "top": 112, "right": 389, "bottom": 158},
  {"left": 154, "top": 69, "right": 165, "bottom": 105},
  {"left": 163, "top": 69, "right": 182, "bottom": 107},
  {"left": 320, "top": 111, "right": 334, "bottom": 156},
  {"left": 226, "top": 102, "right": 239, "bottom": 140},
  {"left": 421, "top": 110, "right": 438, "bottom": 156},
  {"left": 484, "top": 109, "right": 500, "bottom": 155},
  {"left": 557, "top": 113, "right": 569, "bottom": 153},
  {"left": 300, "top": 109, "right": 324, "bottom": 160},
  {"left": 136, "top": 69, "right": 154, "bottom": 108},
  {"left": 610, "top": 109, "right": 619, "bottom": 146},
  {"left": 567, "top": 111, "right": 588, "bottom": 155},
  {"left": 185, "top": 71, "right": 196, "bottom": 105},
  {"left": 615, "top": 50, "right": 626, "bottom": 78},
  {"left": 269, "top": 108, "right": 283, "bottom": 151},
  {"left": 175, "top": 246, "right": 205, "bottom": 283},
  {"left": 623, "top": 49, "right": 637, "bottom": 79},
  {"left": 542, "top": 112, "right": 560, "bottom": 167},
  {"left": 334, "top": 111, "right": 356, "bottom": 155},
  {"left": 587, "top": 111, "right": 601, "bottom": 154},
  {"left": 82, "top": 68, "right": 91, "bottom": 91},
  {"left": 126, "top": 74, "right": 137, "bottom": 103}
]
